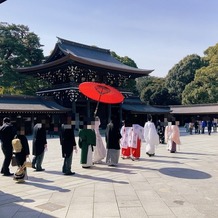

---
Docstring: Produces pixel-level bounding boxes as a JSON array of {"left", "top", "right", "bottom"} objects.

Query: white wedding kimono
[
  {"left": 93, "top": 118, "right": 106, "bottom": 163},
  {"left": 144, "top": 121, "right": 159, "bottom": 155}
]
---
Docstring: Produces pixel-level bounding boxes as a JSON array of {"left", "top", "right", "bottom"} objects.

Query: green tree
[
  {"left": 165, "top": 54, "right": 207, "bottom": 104},
  {"left": 111, "top": 51, "right": 137, "bottom": 68},
  {"left": 136, "top": 76, "right": 157, "bottom": 104},
  {"left": 0, "top": 22, "right": 45, "bottom": 94},
  {"left": 150, "top": 86, "right": 178, "bottom": 105},
  {"left": 136, "top": 75, "right": 183, "bottom": 105},
  {"left": 182, "top": 43, "right": 218, "bottom": 104},
  {"left": 111, "top": 51, "right": 138, "bottom": 93}
]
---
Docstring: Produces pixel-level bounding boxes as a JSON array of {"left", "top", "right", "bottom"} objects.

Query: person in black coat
[
  {"left": 0, "top": 117, "right": 16, "bottom": 176},
  {"left": 32, "top": 122, "right": 47, "bottom": 171},
  {"left": 60, "top": 123, "right": 77, "bottom": 175},
  {"left": 207, "top": 119, "right": 213, "bottom": 135},
  {"left": 105, "top": 115, "right": 122, "bottom": 166}
]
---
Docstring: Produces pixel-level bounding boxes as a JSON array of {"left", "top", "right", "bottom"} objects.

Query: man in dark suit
[
  {"left": 32, "top": 120, "right": 47, "bottom": 171},
  {"left": 105, "top": 114, "right": 122, "bottom": 166},
  {"left": 60, "top": 120, "right": 77, "bottom": 175},
  {"left": 0, "top": 117, "right": 16, "bottom": 176}
]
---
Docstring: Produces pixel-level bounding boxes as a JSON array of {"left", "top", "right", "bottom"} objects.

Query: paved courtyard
[{"left": 0, "top": 129, "right": 218, "bottom": 218}]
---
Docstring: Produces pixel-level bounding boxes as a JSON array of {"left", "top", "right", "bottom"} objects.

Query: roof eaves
[
  {"left": 68, "top": 53, "right": 152, "bottom": 75},
  {"left": 16, "top": 55, "right": 70, "bottom": 73},
  {"left": 43, "top": 43, "right": 61, "bottom": 63},
  {"left": 0, "top": 109, "right": 68, "bottom": 113},
  {"left": 122, "top": 104, "right": 170, "bottom": 114}
]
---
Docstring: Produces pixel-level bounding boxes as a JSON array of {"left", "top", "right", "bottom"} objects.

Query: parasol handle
[
  {"left": 94, "top": 101, "right": 99, "bottom": 117},
  {"left": 94, "top": 89, "right": 103, "bottom": 117}
]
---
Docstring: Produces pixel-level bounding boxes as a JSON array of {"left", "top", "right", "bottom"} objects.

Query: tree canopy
[
  {"left": 111, "top": 51, "right": 137, "bottom": 68},
  {"left": 136, "top": 76, "right": 175, "bottom": 105},
  {"left": 136, "top": 44, "right": 218, "bottom": 105},
  {"left": 165, "top": 54, "right": 207, "bottom": 104},
  {"left": 182, "top": 43, "right": 218, "bottom": 104},
  {"left": 0, "top": 22, "right": 44, "bottom": 94}
]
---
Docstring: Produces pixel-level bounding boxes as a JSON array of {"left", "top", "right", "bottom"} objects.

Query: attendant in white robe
[
  {"left": 165, "top": 121, "right": 181, "bottom": 153},
  {"left": 120, "top": 125, "right": 132, "bottom": 159},
  {"left": 130, "top": 124, "right": 144, "bottom": 160},
  {"left": 144, "top": 115, "right": 159, "bottom": 157},
  {"left": 93, "top": 116, "right": 106, "bottom": 163},
  {"left": 120, "top": 123, "right": 144, "bottom": 160}
]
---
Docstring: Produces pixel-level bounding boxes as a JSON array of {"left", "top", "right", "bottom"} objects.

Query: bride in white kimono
[{"left": 93, "top": 116, "right": 106, "bottom": 163}]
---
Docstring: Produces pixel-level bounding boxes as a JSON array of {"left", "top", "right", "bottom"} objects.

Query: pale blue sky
[{"left": 1, "top": 0, "right": 218, "bottom": 77}]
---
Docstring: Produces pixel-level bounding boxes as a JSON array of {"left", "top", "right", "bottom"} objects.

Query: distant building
[
  {"left": 0, "top": 95, "right": 70, "bottom": 135},
  {"left": 170, "top": 104, "right": 218, "bottom": 125}
]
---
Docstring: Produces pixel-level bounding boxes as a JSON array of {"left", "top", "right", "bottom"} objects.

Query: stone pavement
[{"left": 0, "top": 130, "right": 218, "bottom": 218}]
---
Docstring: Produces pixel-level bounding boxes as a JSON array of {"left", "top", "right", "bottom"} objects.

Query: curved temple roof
[
  {"left": 17, "top": 37, "right": 153, "bottom": 76},
  {"left": 0, "top": 95, "right": 70, "bottom": 113}
]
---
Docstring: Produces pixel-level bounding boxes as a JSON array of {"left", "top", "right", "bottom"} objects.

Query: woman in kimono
[
  {"left": 165, "top": 121, "right": 181, "bottom": 153},
  {"left": 13, "top": 127, "right": 30, "bottom": 182},
  {"left": 105, "top": 115, "right": 122, "bottom": 166},
  {"left": 93, "top": 116, "right": 106, "bottom": 164},
  {"left": 78, "top": 121, "right": 96, "bottom": 168},
  {"left": 143, "top": 115, "right": 159, "bottom": 157}
]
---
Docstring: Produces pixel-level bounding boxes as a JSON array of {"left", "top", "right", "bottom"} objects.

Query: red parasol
[{"left": 79, "top": 82, "right": 124, "bottom": 116}]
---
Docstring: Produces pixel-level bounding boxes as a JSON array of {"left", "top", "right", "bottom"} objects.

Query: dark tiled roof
[
  {"left": 56, "top": 38, "right": 121, "bottom": 64},
  {"left": 122, "top": 97, "right": 170, "bottom": 114},
  {"left": 17, "top": 38, "right": 153, "bottom": 76},
  {"left": 170, "top": 104, "right": 218, "bottom": 114},
  {"left": 0, "top": 95, "right": 70, "bottom": 113}
]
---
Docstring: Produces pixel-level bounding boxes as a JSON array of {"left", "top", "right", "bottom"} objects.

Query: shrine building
[{"left": 16, "top": 37, "right": 171, "bottom": 128}]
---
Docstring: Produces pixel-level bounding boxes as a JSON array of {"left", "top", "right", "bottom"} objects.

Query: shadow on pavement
[
  {"left": 156, "top": 154, "right": 199, "bottom": 160},
  {"left": 139, "top": 157, "right": 182, "bottom": 164},
  {"left": 24, "top": 181, "right": 70, "bottom": 192},
  {"left": 73, "top": 173, "right": 129, "bottom": 184},
  {"left": 159, "top": 167, "right": 211, "bottom": 179},
  {"left": 27, "top": 176, "right": 54, "bottom": 183},
  {"left": 0, "top": 191, "right": 55, "bottom": 217},
  {"left": 177, "top": 151, "right": 216, "bottom": 156}
]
